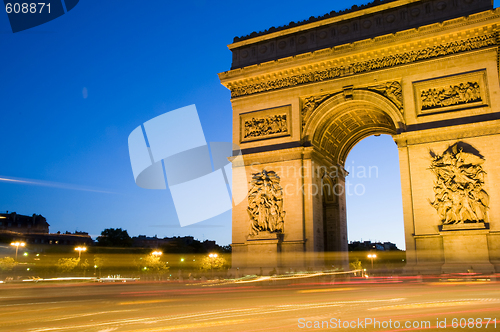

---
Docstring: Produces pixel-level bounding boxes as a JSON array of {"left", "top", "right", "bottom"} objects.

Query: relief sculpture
[
  {"left": 244, "top": 114, "right": 287, "bottom": 139},
  {"left": 301, "top": 94, "right": 333, "bottom": 128},
  {"left": 248, "top": 170, "right": 285, "bottom": 235},
  {"left": 421, "top": 82, "right": 481, "bottom": 110},
  {"left": 429, "top": 142, "right": 489, "bottom": 225},
  {"left": 367, "top": 81, "right": 403, "bottom": 109}
]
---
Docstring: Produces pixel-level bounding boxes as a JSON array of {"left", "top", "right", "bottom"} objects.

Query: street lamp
[
  {"left": 151, "top": 251, "right": 162, "bottom": 257},
  {"left": 10, "top": 242, "right": 25, "bottom": 260},
  {"left": 209, "top": 253, "right": 218, "bottom": 279},
  {"left": 367, "top": 254, "right": 377, "bottom": 269},
  {"left": 75, "top": 246, "right": 87, "bottom": 259}
]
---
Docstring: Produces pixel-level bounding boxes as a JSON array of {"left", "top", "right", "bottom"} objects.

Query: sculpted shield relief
[
  {"left": 247, "top": 170, "right": 286, "bottom": 235},
  {"left": 429, "top": 142, "right": 489, "bottom": 225}
]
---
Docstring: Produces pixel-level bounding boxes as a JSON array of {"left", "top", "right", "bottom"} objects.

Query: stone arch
[{"left": 303, "top": 90, "right": 405, "bottom": 165}]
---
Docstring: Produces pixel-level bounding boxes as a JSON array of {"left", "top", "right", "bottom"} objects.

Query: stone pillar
[
  {"left": 308, "top": 156, "right": 349, "bottom": 270},
  {"left": 396, "top": 135, "right": 500, "bottom": 274},
  {"left": 244, "top": 232, "right": 282, "bottom": 275},
  {"left": 396, "top": 142, "right": 420, "bottom": 273},
  {"left": 440, "top": 225, "right": 494, "bottom": 273},
  {"left": 230, "top": 153, "right": 308, "bottom": 275},
  {"left": 320, "top": 171, "right": 348, "bottom": 270}
]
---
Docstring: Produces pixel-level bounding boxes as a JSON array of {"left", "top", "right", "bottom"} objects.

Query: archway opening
[
  {"left": 304, "top": 90, "right": 406, "bottom": 271},
  {"left": 344, "top": 134, "right": 405, "bottom": 273}
]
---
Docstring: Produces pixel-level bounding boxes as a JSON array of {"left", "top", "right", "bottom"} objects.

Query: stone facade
[
  {"left": 220, "top": 0, "right": 500, "bottom": 274},
  {"left": 0, "top": 212, "right": 49, "bottom": 234}
]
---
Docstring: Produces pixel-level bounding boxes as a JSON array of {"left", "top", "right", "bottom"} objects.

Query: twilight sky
[{"left": 2, "top": 0, "right": 493, "bottom": 249}]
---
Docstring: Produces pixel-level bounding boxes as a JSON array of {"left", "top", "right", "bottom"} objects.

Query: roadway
[{"left": 1, "top": 278, "right": 499, "bottom": 331}]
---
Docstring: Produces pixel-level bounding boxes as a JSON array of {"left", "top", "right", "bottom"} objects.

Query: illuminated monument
[{"left": 219, "top": 0, "right": 500, "bottom": 274}]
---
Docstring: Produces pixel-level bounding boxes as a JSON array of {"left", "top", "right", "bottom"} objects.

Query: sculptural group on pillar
[
  {"left": 430, "top": 142, "right": 489, "bottom": 225},
  {"left": 247, "top": 170, "right": 286, "bottom": 235}
]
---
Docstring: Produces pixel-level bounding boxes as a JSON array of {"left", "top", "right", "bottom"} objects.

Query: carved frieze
[
  {"left": 229, "top": 35, "right": 496, "bottom": 98},
  {"left": 413, "top": 70, "right": 488, "bottom": 116},
  {"left": 240, "top": 105, "right": 291, "bottom": 142},
  {"left": 247, "top": 170, "right": 286, "bottom": 235},
  {"left": 429, "top": 142, "right": 489, "bottom": 226}
]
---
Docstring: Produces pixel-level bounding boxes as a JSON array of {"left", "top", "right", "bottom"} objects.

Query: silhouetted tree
[
  {"left": 219, "top": 245, "right": 232, "bottom": 253},
  {"left": 162, "top": 238, "right": 209, "bottom": 254},
  {"left": 96, "top": 228, "right": 133, "bottom": 247}
]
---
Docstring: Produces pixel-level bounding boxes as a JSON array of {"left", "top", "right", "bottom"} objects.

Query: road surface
[{"left": 1, "top": 278, "right": 499, "bottom": 331}]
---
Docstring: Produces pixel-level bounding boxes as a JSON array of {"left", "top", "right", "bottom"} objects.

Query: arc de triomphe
[{"left": 219, "top": 0, "right": 500, "bottom": 274}]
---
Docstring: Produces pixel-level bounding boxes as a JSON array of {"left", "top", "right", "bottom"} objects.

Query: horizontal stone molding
[
  {"left": 395, "top": 119, "right": 500, "bottom": 146},
  {"left": 228, "top": 34, "right": 496, "bottom": 98},
  {"left": 234, "top": 146, "right": 313, "bottom": 166}
]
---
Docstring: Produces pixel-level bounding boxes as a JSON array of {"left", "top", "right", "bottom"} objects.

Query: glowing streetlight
[
  {"left": 75, "top": 246, "right": 87, "bottom": 259},
  {"left": 367, "top": 254, "right": 377, "bottom": 269},
  {"left": 209, "top": 253, "right": 218, "bottom": 279},
  {"left": 151, "top": 251, "right": 162, "bottom": 256},
  {"left": 10, "top": 241, "right": 25, "bottom": 260}
]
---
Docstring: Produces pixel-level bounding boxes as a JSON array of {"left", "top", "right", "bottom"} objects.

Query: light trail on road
[{"left": 0, "top": 280, "right": 498, "bottom": 331}]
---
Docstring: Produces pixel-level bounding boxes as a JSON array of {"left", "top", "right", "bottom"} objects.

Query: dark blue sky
[{"left": 2, "top": 0, "right": 490, "bottom": 248}]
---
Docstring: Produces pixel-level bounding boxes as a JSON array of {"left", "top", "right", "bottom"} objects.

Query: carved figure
[
  {"left": 367, "top": 81, "right": 403, "bottom": 109},
  {"left": 247, "top": 170, "right": 286, "bottom": 235},
  {"left": 429, "top": 142, "right": 489, "bottom": 225},
  {"left": 301, "top": 94, "right": 333, "bottom": 128},
  {"left": 243, "top": 115, "right": 287, "bottom": 138},
  {"left": 421, "top": 82, "right": 481, "bottom": 110}
]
